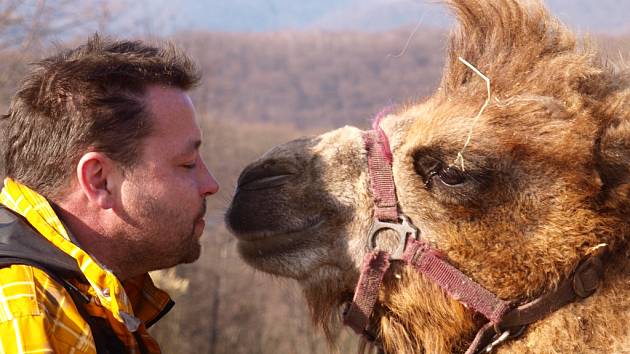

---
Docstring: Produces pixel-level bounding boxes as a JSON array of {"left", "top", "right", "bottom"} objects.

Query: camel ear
[{"left": 596, "top": 118, "right": 630, "bottom": 208}]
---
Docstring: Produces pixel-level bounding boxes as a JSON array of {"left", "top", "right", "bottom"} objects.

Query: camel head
[{"left": 226, "top": 0, "right": 630, "bottom": 352}]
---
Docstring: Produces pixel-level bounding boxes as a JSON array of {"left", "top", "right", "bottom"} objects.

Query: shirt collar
[{"left": 0, "top": 178, "right": 173, "bottom": 330}]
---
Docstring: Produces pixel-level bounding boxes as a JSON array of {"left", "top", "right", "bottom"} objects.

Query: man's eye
[{"left": 182, "top": 163, "right": 197, "bottom": 169}]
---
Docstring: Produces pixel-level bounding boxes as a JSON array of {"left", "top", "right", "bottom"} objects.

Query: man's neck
[{"left": 52, "top": 202, "right": 138, "bottom": 280}]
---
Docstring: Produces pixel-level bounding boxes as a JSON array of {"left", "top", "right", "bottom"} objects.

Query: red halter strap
[
  {"left": 342, "top": 110, "right": 400, "bottom": 339},
  {"left": 342, "top": 114, "right": 604, "bottom": 354},
  {"left": 365, "top": 111, "right": 397, "bottom": 222}
]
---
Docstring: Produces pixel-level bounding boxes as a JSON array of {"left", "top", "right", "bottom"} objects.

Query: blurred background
[{"left": 0, "top": 1, "right": 629, "bottom": 353}]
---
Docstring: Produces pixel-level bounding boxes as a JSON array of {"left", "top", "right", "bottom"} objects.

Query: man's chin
[{"left": 180, "top": 241, "right": 202, "bottom": 264}]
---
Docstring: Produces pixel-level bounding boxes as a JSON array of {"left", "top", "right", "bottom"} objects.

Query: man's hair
[{"left": 2, "top": 34, "right": 200, "bottom": 200}]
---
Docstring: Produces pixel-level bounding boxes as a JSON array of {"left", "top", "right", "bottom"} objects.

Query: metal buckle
[
  {"left": 367, "top": 215, "right": 418, "bottom": 260},
  {"left": 480, "top": 325, "right": 527, "bottom": 353}
]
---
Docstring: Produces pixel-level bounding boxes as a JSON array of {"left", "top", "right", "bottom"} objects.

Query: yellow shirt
[{"left": 0, "top": 178, "right": 172, "bottom": 353}]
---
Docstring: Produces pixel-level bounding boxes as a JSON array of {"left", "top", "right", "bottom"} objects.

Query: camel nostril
[
  {"left": 237, "top": 161, "right": 298, "bottom": 191},
  {"left": 240, "top": 174, "right": 294, "bottom": 191}
]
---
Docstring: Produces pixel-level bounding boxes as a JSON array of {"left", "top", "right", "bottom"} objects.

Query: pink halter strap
[{"left": 363, "top": 130, "right": 398, "bottom": 222}]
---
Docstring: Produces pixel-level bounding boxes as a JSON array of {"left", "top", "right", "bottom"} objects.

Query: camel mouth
[
  {"left": 232, "top": 217, "right": 326, "bottom": 266},
  {"left": 230, "top": 216, "right": 325, "bottom": 243}
]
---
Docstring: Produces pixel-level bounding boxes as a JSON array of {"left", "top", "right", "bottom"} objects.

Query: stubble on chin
[
  {"left": 181, "top": 242, "right": 202, "bottom": 264},
  {"left": 180, "top": 228, "right": 202, "bottom": 264}
]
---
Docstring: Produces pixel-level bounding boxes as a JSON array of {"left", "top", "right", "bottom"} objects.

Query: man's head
[
  {"left": 3, "top": 34, "right": 219, "bottom": 277},
  {"left": 3, "top": 34, "right": 200, "bottom": 199}
]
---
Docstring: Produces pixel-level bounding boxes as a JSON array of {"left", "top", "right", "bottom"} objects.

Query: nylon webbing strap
[
  {"left": 343, "top": 251, "right": 391, "bottom": 337},
  {"left": 364, "top": 130, "right": 398, "bottom": 221},
  {"left": 464, "top": 251, "right": 605, "bottom": 354},
  {"left": 402, "top": 239, "right": 512, "bottom": 324}
]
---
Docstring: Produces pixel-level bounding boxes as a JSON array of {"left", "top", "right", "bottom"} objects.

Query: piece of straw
[{"left": 453, "top": 57, "right": 491, "bottom": 171}]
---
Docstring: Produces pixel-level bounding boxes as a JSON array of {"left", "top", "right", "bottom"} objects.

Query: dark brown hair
[{"left": 2, "top": 34, "right": 200, "bottom": 200}]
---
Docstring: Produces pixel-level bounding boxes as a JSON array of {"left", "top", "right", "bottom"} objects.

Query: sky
[{"left": 146, "top": 0, "right": 630, "bottom": 34}]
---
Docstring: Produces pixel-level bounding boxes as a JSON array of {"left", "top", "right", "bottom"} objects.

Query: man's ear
[{"left": 76, "top": 152, "right": 119, "bottom": 210}]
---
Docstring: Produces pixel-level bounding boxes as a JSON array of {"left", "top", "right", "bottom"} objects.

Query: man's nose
[{"left": 199, "top": 160, "right": 219, "bottom": 196}]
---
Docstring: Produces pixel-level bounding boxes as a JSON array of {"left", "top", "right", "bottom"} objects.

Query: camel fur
[{"left": 226, "top": 0, "right": 630, "bottom": 353}]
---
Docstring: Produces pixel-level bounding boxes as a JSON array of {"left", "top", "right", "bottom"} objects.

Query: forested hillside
[{"left": 178, "top": 28, "right": 447, "bottom": 129}]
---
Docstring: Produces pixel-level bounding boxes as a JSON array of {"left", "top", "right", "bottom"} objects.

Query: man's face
[{"left": 116, "top": 85, "right": 218, "bottom": 271}]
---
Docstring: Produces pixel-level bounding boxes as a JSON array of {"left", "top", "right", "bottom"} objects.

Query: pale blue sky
[{"left": 147, "top": 0, "right": 628, "bottom": 33}]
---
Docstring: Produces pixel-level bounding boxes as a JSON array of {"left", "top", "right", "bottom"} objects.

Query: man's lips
[
  {"left": 193, "top": 201, "right": 207, "bottom": 236},
  {"left": 197, "top": 201, "right": 207, "bottom": 220}
]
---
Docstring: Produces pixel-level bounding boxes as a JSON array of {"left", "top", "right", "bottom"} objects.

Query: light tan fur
[{"left": 226, "top": 1, "right": 630, "bottom": 353}]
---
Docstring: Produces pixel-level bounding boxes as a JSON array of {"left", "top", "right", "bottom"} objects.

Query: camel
[{"left": 225, "top": 0, "right": 630, "bottom": 353}]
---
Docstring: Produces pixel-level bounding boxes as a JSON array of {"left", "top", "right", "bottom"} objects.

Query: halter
[{"left": 341, "top": 112, "right": 606, "bottom": 354}]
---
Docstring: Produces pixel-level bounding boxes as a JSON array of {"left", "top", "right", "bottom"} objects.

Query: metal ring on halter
[{"left": 367, "top": 214, "right": 418, "bottom": 260}]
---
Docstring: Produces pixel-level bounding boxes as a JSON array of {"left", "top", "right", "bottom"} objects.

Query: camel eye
[
  {"left": 413, "top": 149, "right": 493, "bottom": 205},
  {"left": 413, "top": 150, "right": 468, "bottom": 188},
  {"left": 437, "top": 166, "right": 465, "bottom": 186}
]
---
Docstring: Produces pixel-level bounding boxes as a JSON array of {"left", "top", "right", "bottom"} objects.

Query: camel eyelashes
[
  {"left": 437, "top": 166, "right": 466, "bottom": 186},
  {"left": 424, "top": 164, "right": 467, "bottom": 188},
  {"left": 413, "top": 151, "right": 466, "bottom": 187}
]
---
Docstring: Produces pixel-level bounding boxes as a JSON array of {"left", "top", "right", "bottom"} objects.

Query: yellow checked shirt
[{"left": 0, "top": 178, "right": 173, "bottom": 354}]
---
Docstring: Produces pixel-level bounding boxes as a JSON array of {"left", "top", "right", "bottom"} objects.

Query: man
[{"left": 0, "top": 35, "right": 219, "bottom": 353}]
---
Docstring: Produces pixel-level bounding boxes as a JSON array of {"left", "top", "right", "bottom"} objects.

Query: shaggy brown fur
[{"left": 226, "top": 0, "right": 630, "bottom": 353}]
